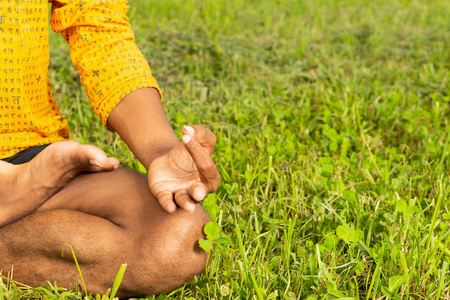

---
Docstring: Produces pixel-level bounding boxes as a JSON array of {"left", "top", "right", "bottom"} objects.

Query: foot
[{"left": 0, "top": 141, "right": 119, "bottom": 227}]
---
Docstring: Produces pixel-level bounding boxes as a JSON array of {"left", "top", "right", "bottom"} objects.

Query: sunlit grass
[{"left": 3, "top": 0, "right": 449, "bottom": 299}]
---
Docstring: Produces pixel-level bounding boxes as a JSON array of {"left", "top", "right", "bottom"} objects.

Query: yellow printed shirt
[{"left": 0, "top": 0, "right": 160, "bottom": 159}]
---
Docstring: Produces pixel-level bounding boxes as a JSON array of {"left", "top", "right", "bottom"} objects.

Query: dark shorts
[{"left": 1, "top": 144, "right": 51, "bottom": 165}]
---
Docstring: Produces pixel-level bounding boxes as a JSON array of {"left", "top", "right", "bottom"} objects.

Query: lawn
[{"left": 1, "top": 0, "right": 449, "bottom": 299}]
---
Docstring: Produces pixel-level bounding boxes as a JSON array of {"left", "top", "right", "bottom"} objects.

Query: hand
[{"left": 147, "top": 125, "right": 220, "bottom": 213}]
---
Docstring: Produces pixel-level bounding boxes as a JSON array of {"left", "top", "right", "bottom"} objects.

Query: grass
[{"left": 2, "top": 0, "right": 450, "bottom": 298}]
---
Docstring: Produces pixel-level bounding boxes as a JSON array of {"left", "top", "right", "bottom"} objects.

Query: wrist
[{"left": 107, "top": 87, "right": 180, "bottom": 169}]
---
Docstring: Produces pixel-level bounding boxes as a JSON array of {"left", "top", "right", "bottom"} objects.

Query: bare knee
[
  {"left": 36, "top": 169, "right": 212, "bottom": 296},
  {"left": 119, "top": 203, "right": 211, "bottom": 297}
]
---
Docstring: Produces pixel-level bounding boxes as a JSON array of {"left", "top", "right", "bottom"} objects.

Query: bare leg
[
  {"left": 0, "top": 141, "right": 119, "bottom": 227},
  {"left": 0, "top": 168, "right": 210, "bottom": 297}
]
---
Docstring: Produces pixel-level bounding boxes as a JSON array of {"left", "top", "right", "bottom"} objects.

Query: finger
[
  {"left": 155, "top": 190, "right": 177, "bottom": 213},
  {"left": 182, "top": 125, "right": 216, "bottom": 155},
  {"left": 182, "top": 135, "right": 220, "bottom": 192},
  {"left": 189, "top": 182, "right": 207, "bottom": 201},
  {"left": 174, "top": 189, "right": 196, "bottom": 212}
]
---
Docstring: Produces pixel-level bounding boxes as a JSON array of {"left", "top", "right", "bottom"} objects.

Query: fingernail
[
  {"left": 182, "top": 135, "right": 191, "bottom": 144},
  {"left": 89, "top": 159, "right": 103, "bottom": 167},
  {"left": 194, "top": 189, "right": 205, "bottom": 200},
  {"left": 184, "top": 125, "right": 195, "bottom": 136},
  {"left": 187, "top": 203, "right": 196, "bottom": 213},
  {"left": 114, "top": 164, "right": 120, "bottom": 169}
]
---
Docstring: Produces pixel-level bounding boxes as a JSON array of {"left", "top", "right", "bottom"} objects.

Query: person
[{"left": 0, "top": 0, "right": 220, "bottom": 297}]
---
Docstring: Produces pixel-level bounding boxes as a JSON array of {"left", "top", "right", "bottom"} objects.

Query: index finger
[{"left": 181, "top": 135, "right": 220, "bottom": 192}]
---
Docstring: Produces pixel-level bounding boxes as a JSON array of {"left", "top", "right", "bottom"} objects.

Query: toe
[{"left": 78, "top": 144, "right": 120, "bottom": 171}]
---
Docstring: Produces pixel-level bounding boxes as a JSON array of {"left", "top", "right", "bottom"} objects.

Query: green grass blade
[
  {"left": 366, "top": 255, "right": 383, "bottom": 300},
  {"left": 436, "top": 261, "right": 448, "bottom": 300},
  {"left": 109, "top": 263, "right": 127, "bottom": 300},
  {"left": 68, "top": 244, "right": 88, "bottom": 297}
]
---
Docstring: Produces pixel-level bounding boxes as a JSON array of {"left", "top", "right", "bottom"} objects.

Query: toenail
[{"left": 89, "top": 159, "right": 103, "bottom": 167}]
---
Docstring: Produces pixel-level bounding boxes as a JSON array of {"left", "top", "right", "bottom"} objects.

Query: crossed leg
[
  {"left": 0, "top": 141, "right": 119, "bottom": 227},
  {"left": 0, "top": 143, "right": 210, "bottom": 297}
]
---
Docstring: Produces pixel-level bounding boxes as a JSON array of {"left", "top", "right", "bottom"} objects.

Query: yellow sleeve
[{"left": 49, "top": 0, "right": 161, "bottom": 130}]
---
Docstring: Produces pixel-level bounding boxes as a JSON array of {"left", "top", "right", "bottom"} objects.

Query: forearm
[{"left": 107, "top": 88, "right": 179, "bottom": 168}]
